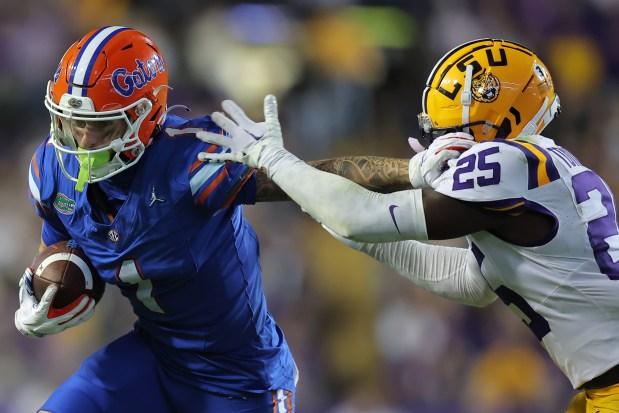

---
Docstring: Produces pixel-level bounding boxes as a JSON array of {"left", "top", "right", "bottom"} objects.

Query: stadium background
[{"left": 1, "top": 0, "right": 618, "bottom": 412}]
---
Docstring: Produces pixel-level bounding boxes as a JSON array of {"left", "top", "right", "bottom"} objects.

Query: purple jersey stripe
[
  {"left": 470, "top": 242, "right": 484, "bottom": 268},
  {"left": 477, "top": 197, "right": 559, "bottom": 247},
  {"left": 499, "top": 139, "right": 560, "bottom": 189}
]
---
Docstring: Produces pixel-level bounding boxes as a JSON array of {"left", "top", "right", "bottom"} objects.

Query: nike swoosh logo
[{"left": 389, "top": 205, "right": 402, "bottom": 234}]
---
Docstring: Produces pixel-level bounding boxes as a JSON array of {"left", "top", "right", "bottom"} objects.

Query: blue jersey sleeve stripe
[
  {"left": 29, "top": 193, "right": 50, "bottom": 217},
  {"left": 220, "top": 167, "right": 254, "bottom": 208},
  {"left": 28, "top": 145, "right": 56, "bottom": 218},
  {"left": 29, "top": 155, "right": 42, "bottom": 204},
  {"left": 190, "top": 162, "right": 225, "bottom": 196},
  {"left": 194, "top": 165, "right": 230, "bottom": 206}
]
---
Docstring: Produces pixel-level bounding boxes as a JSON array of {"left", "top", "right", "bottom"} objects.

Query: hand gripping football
[{"left": 30, "top": 240, "right": 105, "bottom": 309}]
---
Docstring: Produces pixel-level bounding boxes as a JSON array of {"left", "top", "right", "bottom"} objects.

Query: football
[{"left": 30, "top": 240, "right": 105, "bottom": 309}]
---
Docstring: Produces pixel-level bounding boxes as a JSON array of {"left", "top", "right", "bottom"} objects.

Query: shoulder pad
[{"left": 433, "top": 139, "right": 561, "bottom": 205}]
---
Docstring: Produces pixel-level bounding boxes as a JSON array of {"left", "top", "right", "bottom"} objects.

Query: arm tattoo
[
  {"left": 255, "top": 156, "right": 412, "bottom": 202},
  {"left": 309, "top": 156, "right": 412, "bottom": 193},
  {"left": 256, "top": 168, "right": 289, "bottom": 201}
]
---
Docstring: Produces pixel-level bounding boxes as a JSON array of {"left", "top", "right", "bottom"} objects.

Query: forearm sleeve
[
  {"left": 264, "top": 147, "right": 428, "bottom": 242},
  {"left": 358, "top": 240, "right": 497, "bottom": 307}
]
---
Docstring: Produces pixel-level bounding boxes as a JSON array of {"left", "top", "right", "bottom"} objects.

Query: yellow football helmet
[{"left": 419, "top": 38, "right": 561, "bottom": 144}]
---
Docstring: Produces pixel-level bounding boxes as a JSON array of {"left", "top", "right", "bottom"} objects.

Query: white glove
[
  {"left": 408, "top": 132, "right": 476, "bottom": 189},
  {"left": 196, "top": 95, "right": 283, "bottom": 170},
  {"left": 15, "top": 268, "right": 95, "bottom": 338}
]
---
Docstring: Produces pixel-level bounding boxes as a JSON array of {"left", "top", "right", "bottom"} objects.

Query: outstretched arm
[
  {"left": 199, "top": 95, "right": 503, "bottom": 307},
  {"left": 323, "top": 226, "right": 496, "bottom": 307},
  {"left": 256, "top": 156, "right": 411, "bottom": 201},
  {"left": 309, "top": 156, "right": 411, "bottom": 193},
  {"left": 198, "top": 95, "right": 510, "bottom": 242}
]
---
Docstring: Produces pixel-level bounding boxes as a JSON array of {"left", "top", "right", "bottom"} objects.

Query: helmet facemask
[
  {"left": 417, "top": 113, "right": 500, "bottom": 145},
  {"left": 46, "top": 81, "right": 153, "bottom": 191}
]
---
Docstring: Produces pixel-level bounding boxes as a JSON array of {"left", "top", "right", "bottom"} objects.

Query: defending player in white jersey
[{"left": 198, "top": 39, "right": 619, "bottom": 412}]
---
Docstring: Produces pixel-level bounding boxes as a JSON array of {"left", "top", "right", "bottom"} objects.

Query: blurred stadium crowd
[{"left": 2, "top": 0, "right": 619, "bottom": 412}]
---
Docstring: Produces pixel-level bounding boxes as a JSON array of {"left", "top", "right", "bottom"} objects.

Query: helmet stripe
[
  {"left": 68, "top": 26, "right": 108, "bottom": 94},
  {"left": 422, "top": 38, "right": 493, "bottom": 112},
  {"left": 69, "top": 26, "right": 130, "bottom": 97},
  {"left": 425, "top": 38, "right": 492, "bottom": 86}
]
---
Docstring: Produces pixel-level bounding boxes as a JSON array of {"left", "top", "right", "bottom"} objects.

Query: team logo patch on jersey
[
  {"left": 53, "top": 193, "right": 76, "bottom": 215},
  {"left": 472, "top": 72, "right": 500, "bottom": 103},
  {"left": 107, "top": 228, "right": 120, "bottom": 243}
]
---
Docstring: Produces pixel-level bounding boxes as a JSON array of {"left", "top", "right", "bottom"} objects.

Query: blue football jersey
[{"left": 27, "top": 114, "right": 296, "bottom": 396}]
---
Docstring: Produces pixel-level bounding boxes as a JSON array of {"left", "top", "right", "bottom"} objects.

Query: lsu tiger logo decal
[{"left": 472, "top": 72, "right": 500, "bottom": 103}]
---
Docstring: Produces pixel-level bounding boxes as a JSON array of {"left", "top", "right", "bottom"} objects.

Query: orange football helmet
[
  {"left": 418, "top": 38, "right": 561, "bottom": 145},
  {"left": 45, "top": 26, "right": 168, "bottom": 189}
]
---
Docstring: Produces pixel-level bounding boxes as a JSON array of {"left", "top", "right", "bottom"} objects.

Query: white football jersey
[{"left": 433, "top": 135, "right": 619, "bottom": 388}]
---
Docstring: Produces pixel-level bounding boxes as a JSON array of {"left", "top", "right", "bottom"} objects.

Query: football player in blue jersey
[
  {"left": 199, "top": 39, "right": 619, "bottom": 412},
  {"left": 14, "top": 27, "right": 413, "bottom": 413}
]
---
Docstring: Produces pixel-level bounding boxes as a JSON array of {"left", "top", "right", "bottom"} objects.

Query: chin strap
[{"left": 461, "top": 65, "right": 474, "bottom": 133}]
